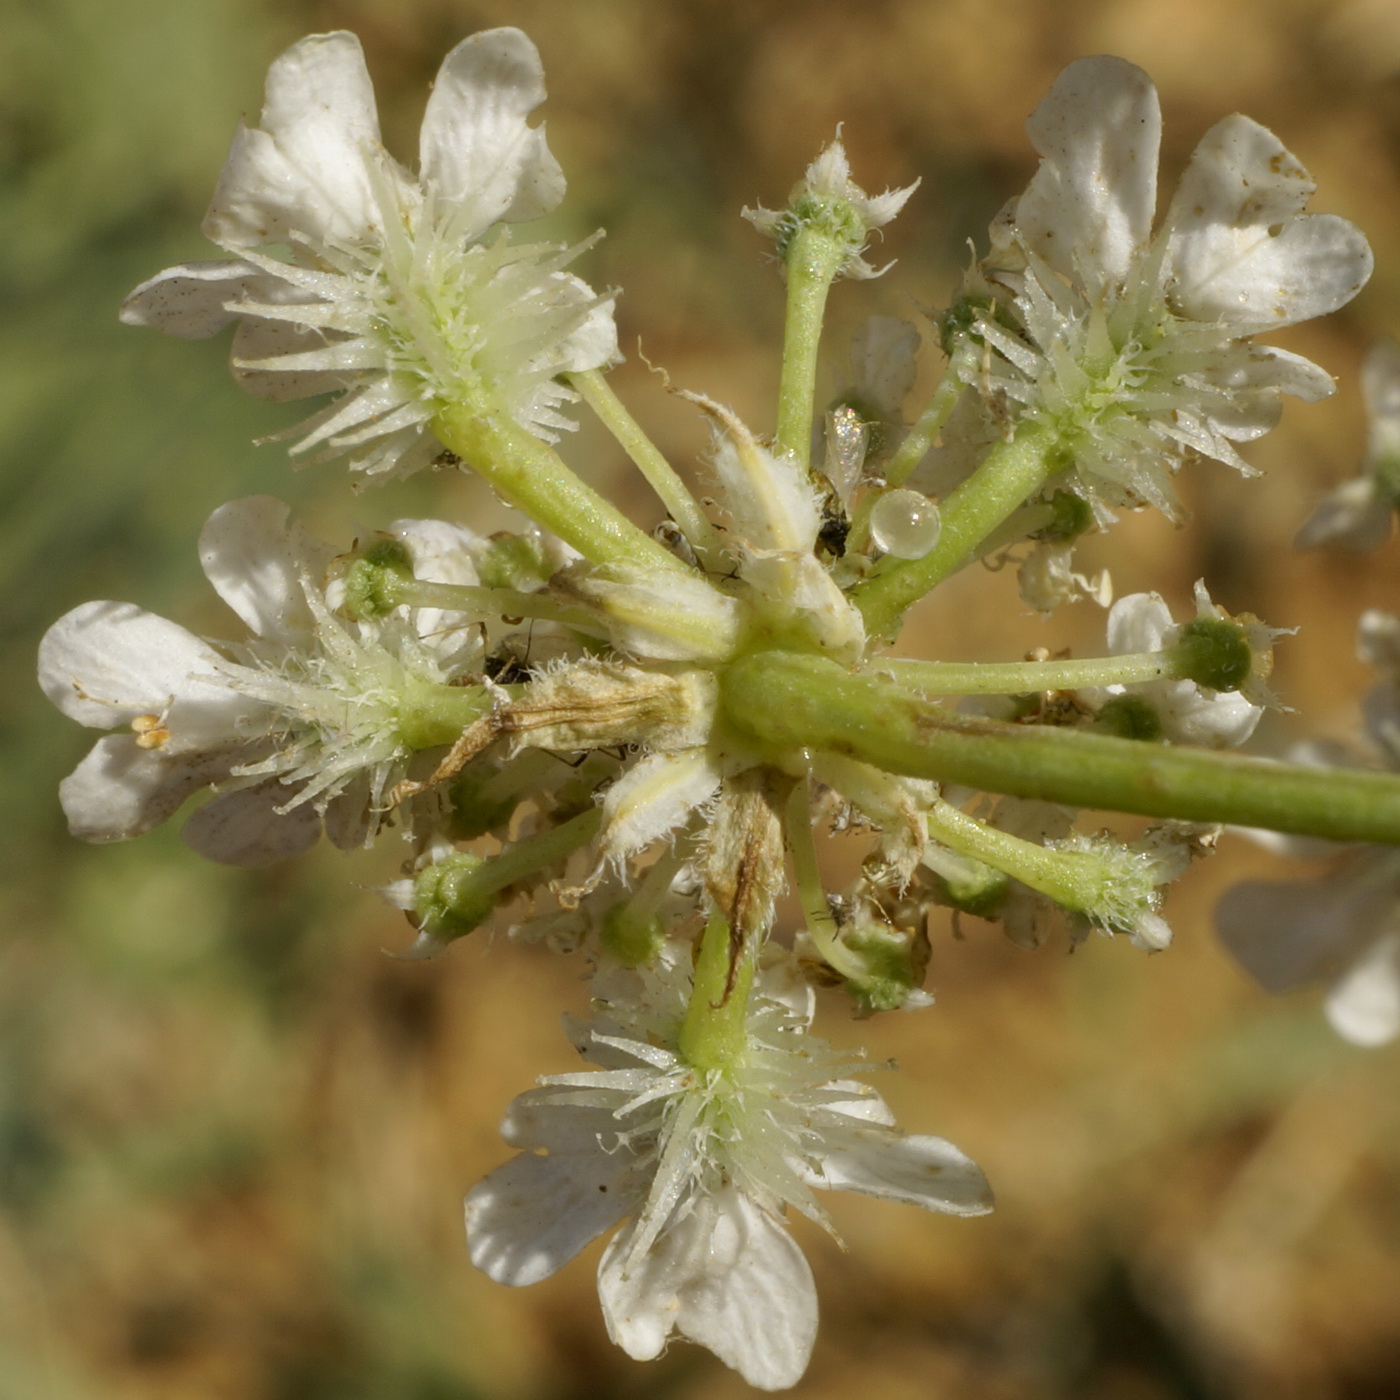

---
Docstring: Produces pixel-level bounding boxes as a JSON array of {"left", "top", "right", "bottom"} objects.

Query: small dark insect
[{"left": 817, "top": 511, "right": 850, "bottom": 557}]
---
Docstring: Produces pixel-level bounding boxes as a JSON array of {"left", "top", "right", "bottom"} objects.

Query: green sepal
[
  {"left": 1175, "top": 617, "right": 1254, "bottom": 693},
  {"left": 836, "top": 919, "right": 931, "bottom": 1016},
  {"left": 1092, "top": 693, "right": 1164, "bottom": 742},
  {"left": 413, "top": 852, "right": 495, "bottom": 943},
  {"left": 339, "top": 537, "right": 414, "bottom": 619}
]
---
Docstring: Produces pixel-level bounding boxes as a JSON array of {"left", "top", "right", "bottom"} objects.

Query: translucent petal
[
  {"left": 1295, "top": 479, "right": 1392, "bottom": 551},
  {"left": 807, "top": 1131, "right": 995, "bottom": 1216},
  {"left": 420, "top": 28, "right": 565, "bottom": 229},
  {"left": 198, "top": 497, "right": 334, "bottom": 645},
  {"left": 465, "top": 1104, "right": 639, "bottom": 1287},
  {"left": 58, "top": 735, "right": 236, "bottom": 843},
  {"left": 1363, "top": 339, "right": 1400, "bottom": 461},
  {"left": 1015, "top": 56, "right": 1161, "bottom": 296},
  {"left": 181, "top": 782, "right": 322, "bottom": 866},
  {"left": 229, "top": 315, "right": 351, "bottom": 402},
  {"left": 598, "top": 1189, "right": 817, "bottom": 1391},
  {"left": 119, "top": 260, "right": 267, "bottom": 338},
  {"left": 1215, "top": 862, "right": 1400, "bottom": 992}
]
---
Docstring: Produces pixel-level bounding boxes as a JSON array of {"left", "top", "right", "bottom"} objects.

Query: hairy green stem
[
  {"left": 721, "top": 651, "right": 1400, "bottom": 844},
  {"left": 925, "top": 798, "right": 1122, "bottom": 912},
  {"left": 395, "top": 680, "right": 496, "bottom": 749},
  {"left": 386, "top": 576, "right": 607, "bottom": 635},
  {"left": 775, "top": 226, "right": 849, "bottom": 468},
  {"left": 879, "top": 647, "right": 1190, "bottom": 696}
]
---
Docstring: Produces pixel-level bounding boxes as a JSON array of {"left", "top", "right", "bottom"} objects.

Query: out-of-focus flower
[
  {"left": 1217, "top": 610, "right": 1400, "bottom": 1045},
  {"left": 121, "top": 30, "right": 617, "bottom": 480},
  {"left": 1296, "top": 340, "right": 1400, "bottom": 550}
]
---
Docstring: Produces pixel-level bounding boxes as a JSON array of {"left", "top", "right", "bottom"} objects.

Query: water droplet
[{"left": 869, "top": 489, "right": 941, "bottom": 559}]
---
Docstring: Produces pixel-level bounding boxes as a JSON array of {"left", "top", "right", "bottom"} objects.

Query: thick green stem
[
  {"left": 775, "top": 226, "right": 848, "bottom": 468},
  {"left": 678, "top": 909, "right": 754, "bottom": 1071},
  {"left": 568, "top": 368, "right": 723, "bottom": 561},
  {"left": 721, "top": 651, "right": 1400, "bottom": 844},
  {"left": 395, "top": 680, "right": 496, "bottom": 749},
  {"left": 433, "top": 402, "right": 689, "bottom": 578},
  {"left": 852, "top": 420, "right": 1059, "bottom": 636}
]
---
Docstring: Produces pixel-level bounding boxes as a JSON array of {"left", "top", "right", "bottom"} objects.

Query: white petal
[
  {"left": 1325, "top": 932, "right": 1400, "bottom": 1046},
  {"left": 38, "top": 601, "right": 248, "bottom": 744},
  {"left": 390, "top": 517, "right": 487, "bottom": 660},
  {"left": 198, "top": 497, "right": 334, "bottom": 644},
  {"left": 599, "top": 1189, "right": 817, "bottom": 1391},
  {"left": 1166, "top": 117, "right": 1371, "bottom": 328},
  {"left": 809, "top": 1131, "right": 994, "bottom": 1216},
  {"left": 1015, "top": 56, "right": 1161, "bottom": 295},
  {"left": 1154, "top": 680, "right": 1261, "bottom": 749},
  {"left": 119, "top": 260, "right": 268, "bottom": 338},
  {"left": 321, "top": 777, "right": 377, "bottom": 850},
  {"left": 390, "top": 518, "right": 484, "bottom": 588},
  {"left": 204, "top": 32, "right": 395, "bottom": 247},
  {"left": 181, "top": 782, "right": 322, "bottom": 866},
  {"left": 419, "top": 29, "right": 565, "bottom": 229},
  {"left": 1105, "top": 591, "right": 1172, "bottom": 654},
  {"left": 58, "top": 734, "right": 236, "bottom": 842},
  {"left": 465, "top": 1102, "right": 639, "bottom": 1286}
]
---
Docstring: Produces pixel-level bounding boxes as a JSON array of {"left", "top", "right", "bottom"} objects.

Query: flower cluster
[
  {"left": 38, "top": 25, "right": 1394, "bottom": 1391},
  {"left": 121, "top": 30, "right": 617, "bottom": 481}
]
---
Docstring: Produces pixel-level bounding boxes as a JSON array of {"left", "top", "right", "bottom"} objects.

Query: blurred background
[{"left": 5, "top": 1, "right": 1400, "bottom": 1396}]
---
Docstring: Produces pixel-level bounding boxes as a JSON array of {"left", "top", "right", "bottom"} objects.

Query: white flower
[
  {"left": 962, "top": 56, "right": 1372, "bottom": 518},
  {"left": 39, "top": 497, "right": 487, "bottom": 864},
  {"left": 1296, "top": 340, "right": 1400, "bottom": 551},
  {"left": 464, "top": 946, "right": 992, "bottom": 1389},
  {"left": 121, "top": 29, "right": 618, "bottom": 480},
  {"left": 1216, "top": 610, "right": 1400, "bottom": 1046},
  {"left": 1086, "top": 583, "right": 1269, "bottom": 748}
]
